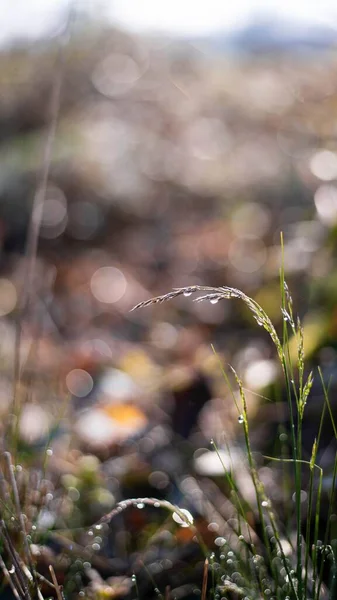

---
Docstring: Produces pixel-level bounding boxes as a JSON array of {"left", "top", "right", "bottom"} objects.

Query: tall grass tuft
[{"left": 131, "top": 271, "right": 337, "bottom": 600}]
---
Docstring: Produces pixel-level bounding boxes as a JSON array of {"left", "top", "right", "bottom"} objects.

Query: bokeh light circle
[
  {"left": 66, "top": 369, "right": 94, "bottom": 398},
  {"left": 90, "top": 267, "right": 127, "bottom": 304}
]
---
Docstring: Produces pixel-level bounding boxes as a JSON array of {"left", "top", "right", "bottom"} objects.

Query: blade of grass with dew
[
  {"left": 209, "top": 347, "right": 283, "bottom": 597},
  {"left": 210, "top": 439, "right": 269, "bottom": 598},
  {"left": 265, "top": 455, "right": 323, "bottom": 600},
  {"left": 304, "top": 438, "right": 318, "bottom": 599},
  {"left": 210, "top": 438, "right": 254, "bottom": 546},
  {"left": 315, "top": 368, "right": 337, "bottom": 600},
  {"left": 307, "top": 370, "right": 330, "bottom": 599},
  {"left": 98, "top": 496, "right": 208, "bottom": 557},
  {"left": 279, "top": 237, "right": 305, "bottom": 598},
  {"left": 229, "top": 366, "right": 287, "bottom": 599}
]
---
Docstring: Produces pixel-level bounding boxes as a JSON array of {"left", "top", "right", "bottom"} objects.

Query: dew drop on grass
[
  {"left": 131, "top": 575, "right": 137, "bottom": 584},
  {"left": 137, "top": 502, "right": 145, "bottom": 509},
  {"left": 262, "top": 500, "right": 269, "bottom": 508},
  {"left": 210, "top": 298, "right": 219, "bottom": 304},
  {"left": 183, "top": 291, "right": 192, "bottom": 297},
  {"left": 238, "top": 415, "right": 244, "bottom": 424},
  {"left": 154, "top": 501, "right": 160, "bottom": 508},
  {"left": 214, "top": 537, "right": 226, "bottom": 547},
  {"left": 172, "top": 508, "right": 194, "bottom": 527},
  {"left": 46, "top": 448, "right": 53, "bottom": 456},
  {"left": 8, "top": 565, "right": 15, "bottom": 574}
]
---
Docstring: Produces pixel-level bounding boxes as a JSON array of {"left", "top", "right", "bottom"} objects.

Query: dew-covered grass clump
[{"left": 128, "top": 261, "right": 336, "bottom": 600}]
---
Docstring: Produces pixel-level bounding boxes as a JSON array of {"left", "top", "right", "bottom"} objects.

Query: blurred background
[{"left": 1, "top": 1, "right": 337, "bottom": 597}]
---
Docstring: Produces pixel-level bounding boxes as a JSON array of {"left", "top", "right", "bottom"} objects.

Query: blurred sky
[{"left": 1, "top": 0, "right": 337, "bottom": 46}]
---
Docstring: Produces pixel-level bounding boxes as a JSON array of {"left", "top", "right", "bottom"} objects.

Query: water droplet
[
  {"left": 210, "top": 298, "right": 219, "bottom": 304},
  {"left": 131, "top": 574, "right": 137, "bottom": 584},
  {"left": 31, "top": 525, "right": 36, "bottom": 531},
  {"left": 88, "top": 530, "right": 93, "bottom": 536},
  {"left": 137, "top": 502, "right": 145, "bottom": 509},
  {"left": 262, "top": 500, "right": 269, "bottom": 508},
  {"left": 154, "top": 501, "right": 160, "bottom": 508},
  {"left": 16, "top": 465, "right": 22, "bottom": 472},
  {"left": 239, "top": 535, "right": 245, "bottom": 541},
  {"left": 172, "top": 509, "right": 194, "bottom": 527},
  {"left": 183, "top": 291, "right": 192, "bottom": 297},
  {"left": 79, "top": 592, "right": 85, "bottom": 597},
  {"left": 95, "top": 524, "right": 102, "bottom": 530},
  {"left": 214, "top": 537, "right": 226, "bottom": 547},
  {"left": 46, "top": 448, "right": 53, "bottom": 457},
  {"left": 92, "top": 543, "right": 100, "bottom": 551},
  {"left": 238, "top": 415, "right": 244, "bottom": 424},
  {"left": 8, "top": 565, "right": 15, "bottom": 574}
]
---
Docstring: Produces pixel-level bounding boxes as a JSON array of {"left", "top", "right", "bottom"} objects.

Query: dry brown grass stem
[
  {"left": 132, "top": 285, "right": 283, "bottom": 362},
  {"left": 201, "top": 558, "right": 208, "bottom": 600}
]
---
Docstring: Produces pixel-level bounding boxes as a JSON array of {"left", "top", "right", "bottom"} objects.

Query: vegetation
[{"left": 0, "top": 262, "right": 336, "bottom": 599}]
